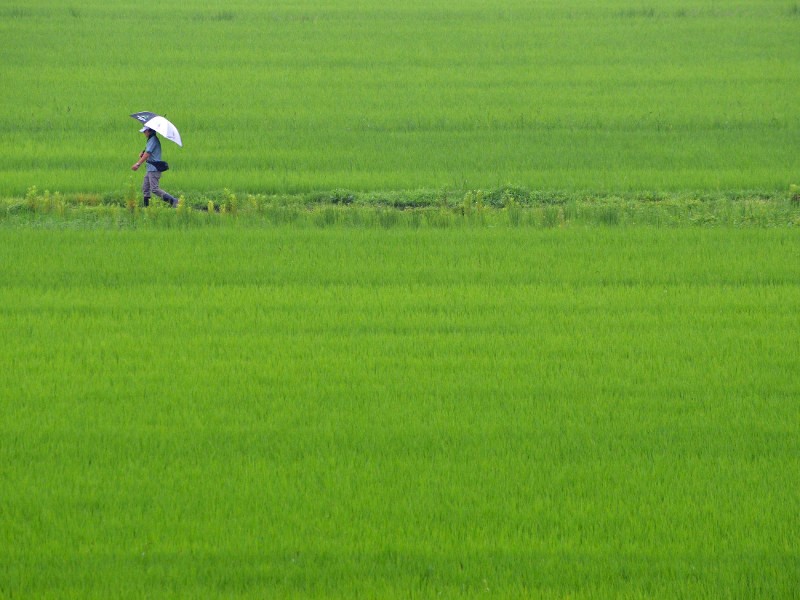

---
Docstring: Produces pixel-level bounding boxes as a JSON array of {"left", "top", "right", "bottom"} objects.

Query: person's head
[{"left": 139, "top": 126, "right": 154, "bottom": 137}]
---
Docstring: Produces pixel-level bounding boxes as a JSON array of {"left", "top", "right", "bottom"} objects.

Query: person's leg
[
  {"left": 150, "top": 172, "right": 179, "bottom": 207},
  {"left": 142, "top": 172, "right": 153, "bottom": 207}
]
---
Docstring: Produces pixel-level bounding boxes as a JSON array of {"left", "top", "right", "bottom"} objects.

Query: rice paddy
[
  {"left": 0, "top": 0, "right": 798, "bottom": 196},
  {"left": 1, "top": 1, "right": 799, "bottom": 598},
  {"left": 1, "top": 224, "right": 799, "bottom": 597}
]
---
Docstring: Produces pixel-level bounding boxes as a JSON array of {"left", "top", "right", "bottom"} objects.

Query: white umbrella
[{"left": 130, "top": 111, "right": 183, "bottom": 147}]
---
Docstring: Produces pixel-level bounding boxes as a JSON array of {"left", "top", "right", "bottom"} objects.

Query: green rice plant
[
  {"left": 377, "top": 207, "right": 400, "bottom": 228},
  {"left": 0, "top": 226, "right": 798, "bottom": 597},
  {"left": 125, "top": 175, "right": 138, "bottom": 212},
  {"left": 313, "top": 205, "right": 339, "bottom": 227},
  {"left": 406, "top": 208, "right": 422, "bottom": 229},
  {"left": 596, "top": 203, "right": 622, "bottom": 226},
  {"left": 423, "top": 207, "right": 453, "bottom": 228},
  {"left": 541, "top": 205, "right": 563, "bottom": 228},
  {"left": 24, "top": 186, "right": 38, "bottom": 212},
  {"left": 505, "top": 191, "right": 521, "bottom": 227},
  {"left": 0, "top": 0, "right": 798, "bottom": 196},
  {"left": 461, "top": 190, "right": 473, "bottom": 218},
  {"left": 222, "top": 188, "right": 238, "bottom": 215}
]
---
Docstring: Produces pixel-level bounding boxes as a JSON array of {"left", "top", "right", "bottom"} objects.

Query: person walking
[{"left": 131, "top": 127, "right": 179, "bottom": 207}]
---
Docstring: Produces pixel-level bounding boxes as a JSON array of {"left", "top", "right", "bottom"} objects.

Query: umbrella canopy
[{"left": 130, "top": 111, "right": 183, "bottom": 147}]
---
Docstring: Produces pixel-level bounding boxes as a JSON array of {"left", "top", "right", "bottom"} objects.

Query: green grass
[
  {"left": 2, "top": 0, "right": 799, "bottom": 596},
  {"left": 1, "top": 225, "right": 798, "bottom": 597},
  {"left": 3, "top": 186, "right": 800, "bottom": 229},
  {"left": 1, "top": 0, "right": 798, "bottom": 196}
]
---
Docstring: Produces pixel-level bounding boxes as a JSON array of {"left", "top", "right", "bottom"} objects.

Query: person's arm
[{"left": 131, "top": 151, "right": 150, "bottom": 171}]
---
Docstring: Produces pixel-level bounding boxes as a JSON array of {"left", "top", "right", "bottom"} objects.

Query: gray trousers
[{"left": 142, "top": 171, "right": 178, "bottom": 206}]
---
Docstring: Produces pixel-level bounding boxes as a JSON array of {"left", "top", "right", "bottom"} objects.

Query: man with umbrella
[{"left": 130, "top": 112, "right": 181, "bottom": 207}]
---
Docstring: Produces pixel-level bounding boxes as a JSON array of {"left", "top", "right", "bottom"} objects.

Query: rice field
[
  {"left": 2, "top": 0, "right": 799, "bottom": 597},
  {"left": 0, "top": 0, "right": 798, "bottom": 196},
  {"left": 1, "top": 224, "right": 799, "bottom": 598}
]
